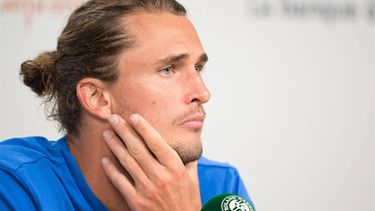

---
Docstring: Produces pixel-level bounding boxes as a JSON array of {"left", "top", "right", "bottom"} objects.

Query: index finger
[{"left": 129, "top": 113, "right": 183, "bottom": 169}]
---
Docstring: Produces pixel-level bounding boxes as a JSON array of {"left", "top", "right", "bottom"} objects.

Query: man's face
[{"left": 110, "top": 12, "right": 211, "bottom": 164}]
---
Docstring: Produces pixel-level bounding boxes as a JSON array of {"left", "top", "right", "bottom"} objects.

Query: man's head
[{"left": 20, "top": 0, "right": 210, "bottom": 164}]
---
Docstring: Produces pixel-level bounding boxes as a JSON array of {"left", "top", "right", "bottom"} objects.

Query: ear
[{"left": 76, "top": 78, "right": 112, "bottom": 120}]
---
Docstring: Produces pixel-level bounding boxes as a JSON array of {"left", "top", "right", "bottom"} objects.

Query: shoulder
[
  {"left": 0, "top": 137, "right": 80, "bottom": 210},
  {"left": 0, "top": 136, "right": 63, "bottom": 171}
]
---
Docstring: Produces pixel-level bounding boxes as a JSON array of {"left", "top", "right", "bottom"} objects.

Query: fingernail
[
  {"left": 108, "top": 115, "right": 119, "bottom": 125},
  {"left": 101, "top": 157, "right": 109, "bottom": 165},
  {"left": 103, "top": 130, "right": 113, "bottom": 141},
  {"left": 129, "top": 114, "right": 139, "bottom": 124}
]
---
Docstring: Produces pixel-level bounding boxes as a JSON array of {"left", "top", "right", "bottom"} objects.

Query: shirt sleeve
[{"left": 0, "top": 167, "right": 37, "bottom": 211}]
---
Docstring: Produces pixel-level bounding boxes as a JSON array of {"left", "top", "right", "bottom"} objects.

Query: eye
[
  {"left": 159, "top": 66, "right": 174, "bottom": 76},
  {"left": 195, "top": 65, "right": 205, "bottom": 73}
]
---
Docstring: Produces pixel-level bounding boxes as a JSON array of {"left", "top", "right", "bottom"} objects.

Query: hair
[{"left": 20, "top": 0, "right": 186, "bottom": 135}]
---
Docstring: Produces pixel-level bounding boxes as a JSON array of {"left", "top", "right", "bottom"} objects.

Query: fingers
[
  {"left": 128, "top": 114, "right": 182, "bottom": 168},
  {"left": 101, "top": 157, "right": 136, "bottom": 201},
  {"left": 107, "top": 114, "right": 162, "bottom": 178},
  {"left": 102, "top": 130, "right": 150, "bottom": 186},
  {"left": 102, "top": 114, "right": 202, "bottom": 210}
]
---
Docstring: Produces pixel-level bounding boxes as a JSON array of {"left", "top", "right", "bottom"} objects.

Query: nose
[{"left": 185, "top": 71, "right": 211, "bottom": 105}]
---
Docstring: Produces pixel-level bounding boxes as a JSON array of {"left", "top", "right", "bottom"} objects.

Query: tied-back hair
[{"left": 19, "top": 0, "right": 186, "bottom": 135}]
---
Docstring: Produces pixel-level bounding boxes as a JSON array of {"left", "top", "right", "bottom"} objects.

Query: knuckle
[
  {"left": 132, "top": 199, "right": 145, "bottom": 210},
  {"left": 143, "top": 185, "right": 157, "bottom": 199},
  {"left": 154, "top": 173, "right": 171, "bottom": 189},
  {"left": 148, "top": 138, "right": 161, "bottom": 151},
  {"left": 128, "top": 145, "right": 142, "bottom": 157},
  {"left": 155, "top": 178, "right": 167, "bottom": 189},
  {"left": 120, "top": 153, "right": 132, "bottom": 165},
  {"left": 170, "top": 166, "right": 185, "bottom": 178}
]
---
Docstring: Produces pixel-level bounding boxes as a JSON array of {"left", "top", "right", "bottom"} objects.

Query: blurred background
[{"left": 0, "top": 0, "right": 374, "bottom": 210}]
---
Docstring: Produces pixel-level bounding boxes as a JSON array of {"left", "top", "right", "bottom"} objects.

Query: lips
[{"left": 179, "top": 113, "right": 205, "bottom": 128}]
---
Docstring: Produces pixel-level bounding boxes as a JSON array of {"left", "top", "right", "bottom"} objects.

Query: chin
[
  {"left": 178, "top": 149, "right": 203, "bottom": 165},
  {"left": 171, "top": 136, "right": 203, "bottom": 165}
]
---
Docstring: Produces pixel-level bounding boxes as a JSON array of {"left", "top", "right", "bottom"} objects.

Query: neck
[{"left": 67, "top": 122, "right": 131, "bottom": 211}]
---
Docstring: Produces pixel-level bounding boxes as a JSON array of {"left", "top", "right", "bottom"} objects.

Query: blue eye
[{"left": 159, "top": 66, "right": 173, "bottom": 76}]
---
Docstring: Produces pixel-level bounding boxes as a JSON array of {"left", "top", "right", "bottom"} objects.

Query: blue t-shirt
[{"left": 0, "top": 136, "right": 254, "bottom": 210}]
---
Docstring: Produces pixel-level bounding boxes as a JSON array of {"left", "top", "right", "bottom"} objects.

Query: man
[{"left": 0, "top": 0, "right": 254, "bottom": 210}]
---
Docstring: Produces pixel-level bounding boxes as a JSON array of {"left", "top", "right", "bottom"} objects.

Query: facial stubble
[{"left": 117, "top": 100, "right": 204, "bottom": 165}]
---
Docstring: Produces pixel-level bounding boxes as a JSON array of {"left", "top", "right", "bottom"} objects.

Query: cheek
[
  {"left": 142, "top": 99, "right": 173, "bottom": 125},
  {"left": 128, "top": 80, "right": 174, "bottom": 110},
  {"left": 124, "top": 87, "right": 171, "bottom": 121},
  {"left": 116, "top": 77, "right": 181, "bottom": 126}
]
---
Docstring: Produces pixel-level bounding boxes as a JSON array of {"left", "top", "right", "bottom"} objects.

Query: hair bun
[{"left": 20, "top": 51, "right": 57, "bottom": 96}]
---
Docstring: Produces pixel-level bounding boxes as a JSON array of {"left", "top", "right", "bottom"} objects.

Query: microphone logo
[{"left": 221, "top": 195, "right": 255, "bottom": 211}]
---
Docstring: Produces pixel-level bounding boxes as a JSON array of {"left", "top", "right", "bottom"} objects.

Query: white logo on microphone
[{"left": 221, "top": 195, "right": 255, "bottom": 211}]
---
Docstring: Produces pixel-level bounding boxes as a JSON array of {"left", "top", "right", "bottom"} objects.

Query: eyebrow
[
  {"left": 155, "top": 53, "right": 209, "bottom": 66},
  {"left": 199, "top": 53, "right": 209, "bottom": 64}
]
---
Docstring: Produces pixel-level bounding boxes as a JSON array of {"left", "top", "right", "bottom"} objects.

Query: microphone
[{"left": 201, "top": 193, "right": 255, "bottom": 211}]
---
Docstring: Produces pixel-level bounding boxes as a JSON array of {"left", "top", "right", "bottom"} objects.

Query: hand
[{"left": 101, "top": 114, "right": 201, "bottom": 211}]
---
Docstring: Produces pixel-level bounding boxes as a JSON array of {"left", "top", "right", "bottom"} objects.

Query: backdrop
[{"left": 0, "top": 0, "right": 374, "bottom": 210}]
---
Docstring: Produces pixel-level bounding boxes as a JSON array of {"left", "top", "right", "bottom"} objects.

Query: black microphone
[{"left": 201, "top": 193, "right": 255, "bottom": 211}]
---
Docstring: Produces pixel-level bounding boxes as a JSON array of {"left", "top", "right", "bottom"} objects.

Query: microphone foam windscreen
[{"left": 201, "top": 193, "right": 255, "bottom": 211}]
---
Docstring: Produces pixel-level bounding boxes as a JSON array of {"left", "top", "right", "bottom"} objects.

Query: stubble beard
[
  {"left": 117, "top": 100, "right": 204, "bottom": 165},
  {"left": 170, "top": 106, "right": 205, "bottom": 165},
  {"left": 171, "top": 135, "right": 203, "bottom": 165}
]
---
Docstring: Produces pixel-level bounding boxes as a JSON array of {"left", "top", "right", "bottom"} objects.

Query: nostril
[{"left": 191, "top": 98, "right": 200, "bottom": 103}]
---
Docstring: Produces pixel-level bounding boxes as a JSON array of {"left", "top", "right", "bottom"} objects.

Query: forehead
[{"left": 118, "top": 12, "right": 204, "bottom": 65}]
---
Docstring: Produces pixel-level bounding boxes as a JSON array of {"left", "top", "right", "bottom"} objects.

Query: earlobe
[{"left": 76, "top": 78, "right": 112, "bottom": 120}]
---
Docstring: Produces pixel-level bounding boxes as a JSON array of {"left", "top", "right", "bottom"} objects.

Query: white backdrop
[{"left": 1, "top": 0, "right": 374, "bottom": 211}]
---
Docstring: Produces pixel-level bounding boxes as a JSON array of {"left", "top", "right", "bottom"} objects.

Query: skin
[
  {"left": 68, "top": 12, "right": 210, "bottom": 211},
  {"left": 110, "top": 12, "right": 210, "bottom": 164}
]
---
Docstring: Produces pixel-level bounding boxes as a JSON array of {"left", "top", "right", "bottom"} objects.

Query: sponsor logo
[{"left": 221, "top": 195, "right": 255, "bottom": 211}]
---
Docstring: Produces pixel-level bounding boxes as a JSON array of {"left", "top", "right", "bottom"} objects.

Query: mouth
[{"left": 178, "top": 113, "right": 205, "bottom": 129}]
